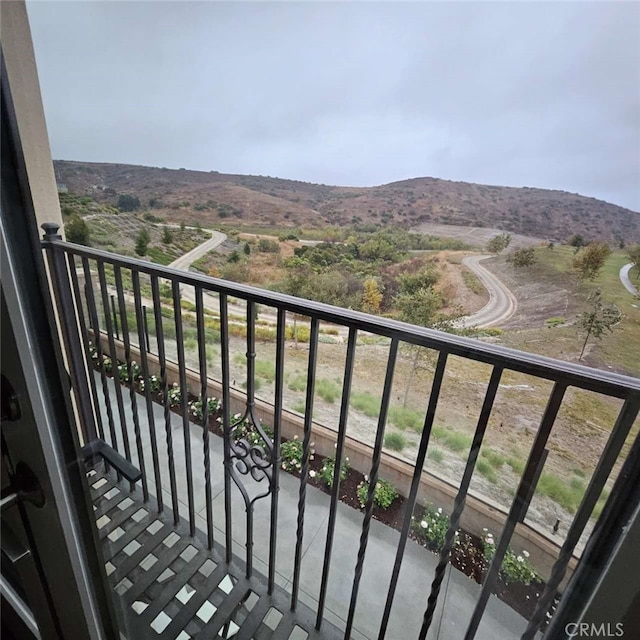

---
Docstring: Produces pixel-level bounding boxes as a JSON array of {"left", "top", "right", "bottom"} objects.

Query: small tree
[
  {"left": 486, "top": 233, "right": 512, "bottom": 254},
  {"left": 572, "top": 242, "right": 611, "bottom": 281},
  {"left": 577, "top": 289, "right": 621, "bottom": 360},
  {"left": 135, "top": 228, "right": 150, "bottom": 256},
  {"left": 568, "top": 234, "right": 585, "bottom": 251},
  {"left": 243, "top": 242, "right": 251, "bottom": 256},
  {"left": 65, "top": 214, "right": 90, "bottom": 245},
  {"left": 162, "top": 226, "right": 173, "bottom": 244},
  {"left": 506, "top": 247, "right": 537, "bottom": 268},
  {"left": 117, "top": 194, "right": 140, "bottom": 212},
  {"left": 361, "top": 278, "right": 383, "bottom": 314}
]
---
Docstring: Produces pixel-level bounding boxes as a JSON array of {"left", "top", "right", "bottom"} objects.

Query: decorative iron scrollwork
[{"left": 226, "top": 411, "right": 275, "bottom": 507}]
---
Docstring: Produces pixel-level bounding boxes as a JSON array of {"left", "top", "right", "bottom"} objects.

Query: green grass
[
  {"left": 480, "top": 448, "right": 506, "bottom": 469},
  {"left": 462, "top": 267, "right": 485, "bottom": 295},
  {"left": 384, "top": 432, "right": 407, "bottom": 452},
  {"left": 387, "top": 406, "right": 424, "bottom": 432},
  {"left": 146, "top": 246, "right": 173, "bottom": 265},
  {"left": 184, "top": 337, "right": 197, "bottom": 352},
  {"left": 316, "top": 378, "right": 340, "bottom": 404},
  {"left": 476, "top": 459, "right": 498, "bottom": 483},
  {"left": 287, "top": 374, "right": 306, "bottom": 393},
  {"left": 350, "top": 392, "right": 381, "bottom": 418},
  {"left": 537, "top": 473, "right": 585, "bottom": 514},
  {"left": 428, "top": 448, "right": 444, "bottom": 463},
  {"left": 440, "top": 431, "right": 472, "bottom": 453},
  {"left": 255, "top": 359, "right": 275, "bottom": 382},
  {"left": 506, "top": 457, "right": 525, "bottom": 475}
]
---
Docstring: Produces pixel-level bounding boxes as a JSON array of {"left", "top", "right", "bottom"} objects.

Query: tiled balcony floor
[{"left": 89, "top": 464, "right": 339, "bottom": 639}]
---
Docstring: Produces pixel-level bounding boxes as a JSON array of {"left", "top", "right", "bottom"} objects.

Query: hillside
[{"left": 54, "top": 160, "right": 640, "bottom": 243}]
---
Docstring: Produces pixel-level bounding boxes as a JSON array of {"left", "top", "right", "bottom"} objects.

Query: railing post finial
[{"left": 41, "top": 222, "right": 61, "bottom": 240}]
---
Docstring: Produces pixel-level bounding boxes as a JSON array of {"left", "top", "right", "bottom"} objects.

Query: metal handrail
[{"left": 42, "top": 236, "right": 640, "bottom": 399}]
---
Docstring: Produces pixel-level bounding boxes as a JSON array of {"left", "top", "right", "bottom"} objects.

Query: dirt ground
[{"left": 413, "top": 222, "right": 546, "bottom": 249}]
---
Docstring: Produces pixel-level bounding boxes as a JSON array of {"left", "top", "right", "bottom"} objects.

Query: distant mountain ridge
[{"left": 54, "top": 160, "right": 640, "bottom": 243}]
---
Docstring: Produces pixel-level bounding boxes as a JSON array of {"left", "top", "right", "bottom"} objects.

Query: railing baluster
[
  {"left": 132, "top": 270, "right": 163, "bottom": 513},
  {"left": 195, "top": 286, "right": 214, "bottom": 549},
  {"left": 114, "top": 266, "right": 149, "bottom": 502},
  {"left": 173, "top": 279, "right": 196, "bottom": 536},
  {"left": 67, "top": 253, "right": 105, "bottom": 442},
  {"left": 219, "top": 292, "right": 233, "bottom": 563},
  {"left": 151, "top": 275, "right": 180, "bottom": 525},
  {"left": 377, "top": 350, "right": 449, "bottom": 639},
  {"left": 522, "top": 396, "right": 640, "bottom": 639},
  {"left": 344, "top": 338, "right": 399, "bottom": 639},
  {"left": 96, "top": 261, "right": 133, "bottom": 472},
  {"left": 243, "top": 299, "right": 258, "bottom": 579},
  {"left": 316, "top": 326, "right": 358, "bottom": 630},
  {"left": 268, "top": 308, "right": 286, "bottom": 595},
  {"left": 463, "top": 382, "right": 567, "bottom": 640},
  {"left": 81, "top": 258, "right": 119, "bottom": 466},
  {"left": 142, "top": 304, "right": 151, "bottom": 354},
  {"left": 418, "top": 365, "right": 503, "bottom": 639},
  {"left": 291, "top": 316, "right": 320, "bottom": 610}
]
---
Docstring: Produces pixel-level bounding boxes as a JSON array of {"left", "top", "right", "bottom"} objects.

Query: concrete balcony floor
[{"left": 93, "top": 373, "right": 539, "bottom": 640}]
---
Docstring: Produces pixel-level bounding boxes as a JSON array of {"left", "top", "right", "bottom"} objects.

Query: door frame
[{"left": 1, "top": 50, "right": 119, "bottom": 639}]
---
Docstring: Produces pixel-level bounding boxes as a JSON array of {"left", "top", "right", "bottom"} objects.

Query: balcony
[{"left": 41, "top": 224, "right": 640, "bottom": 640}]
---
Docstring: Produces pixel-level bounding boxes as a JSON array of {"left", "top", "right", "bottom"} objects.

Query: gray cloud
[{"left": 27, "top": 0, "right": 640, "bottom": 210}]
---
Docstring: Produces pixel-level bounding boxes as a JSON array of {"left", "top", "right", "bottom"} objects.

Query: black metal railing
[{"left": 42, "top": 224, "right": 640, "bottom": 640}]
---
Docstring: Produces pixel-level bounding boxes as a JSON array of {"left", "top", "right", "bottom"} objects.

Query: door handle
[{"left": 1, "top": 462, "right": 45, "bottom": 514}]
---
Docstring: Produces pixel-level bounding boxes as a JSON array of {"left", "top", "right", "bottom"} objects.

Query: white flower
[
  {"left": 420, "top": 520, "right": 428, "bottom": 529},
  {"left": 522, "top": 550, "right": 530, "bottom": 558},
  {"left": 437, "top": 508, "right": 442, "bottom": 514},
  {"left": 517, "top": 555, "right": 524, "bottom": 563},
  {"left": 309, "top": 470, "right": 316, "bottom": 478},
  {"left": 293, "top": 434, "right": 299, "bottom": 440},
  {"left": 364, "top": 475, "right": 369, "bottom": 482}
]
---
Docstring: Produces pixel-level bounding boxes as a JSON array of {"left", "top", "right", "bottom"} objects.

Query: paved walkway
[{"left": 94, "top": 373, "right": 537, "bottom": 639}]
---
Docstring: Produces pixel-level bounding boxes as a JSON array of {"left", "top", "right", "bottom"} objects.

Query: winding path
[
  {"left": 167, "top": 227, "right": 226, "bottom": 270},
  {"left": 458, "top": 255, "right": 518, "bottom": 328},
  {"left": 619, "top": 263, "right": 639, "bottom": 297}
]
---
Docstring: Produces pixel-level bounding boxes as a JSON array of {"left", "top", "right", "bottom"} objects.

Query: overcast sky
[{"left": 27, "top": 1, "right": 640, "bottom": 211}]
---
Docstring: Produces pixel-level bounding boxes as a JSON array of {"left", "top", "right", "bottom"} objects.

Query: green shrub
[
  {"left": 280, "top": 436, "right": 314, "bottom": 473},
  {"left": 350, "top": 392, "right": 380, "bottom": 418},
  {"left": 480, "top": 448, "right": 506, "bottom": 469},
  {"left": 139, "top": 374, "right": 161, "bottom": 394},
  {"left": 388, "top": 406, "right": 423, "bottom": 431},
  {"left": 384, "top": 432, "right": 406, "bottom": 452},
  {"left": 441, "top": 431, "right": 472, "bottom": 453},
  {"left": 356, "top": 479, "right": 399, "bottom": 509},
  {"left": 287, "top": 374, "right": 306, "bottom": 393},
  {"left": 428, "top": 448, "right": 444, "bottom": 463},
  {"left": 167, "top": 384, "right": 182, "bottom": 407},
  {"left": 411, "top": 505, "right": 451, "bottom": 552},
  {"left": 476, "top": 459, "right": 498, "bottom": 483},
  {"left": 506, "top": 456, "right": 525, "bottom": 474},
  {"left": 316, "top": 378, "right": 340, "bottom": 403},
  {"left": 255, "top": 359, "right": 275, "bottom": 382},
  {"left": 481, "top": 530, "right": 541, "bottom": 586},
  {"left": 318, "top": 456, "right": 349, "bottom": 487},
  {"left": 189, "top": 396, "right": 221, "bottom": 420}
]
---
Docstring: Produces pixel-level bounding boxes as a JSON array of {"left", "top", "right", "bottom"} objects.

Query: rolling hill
[{"left": 54, "top": 160, "right": 640, "bottom": 243}]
